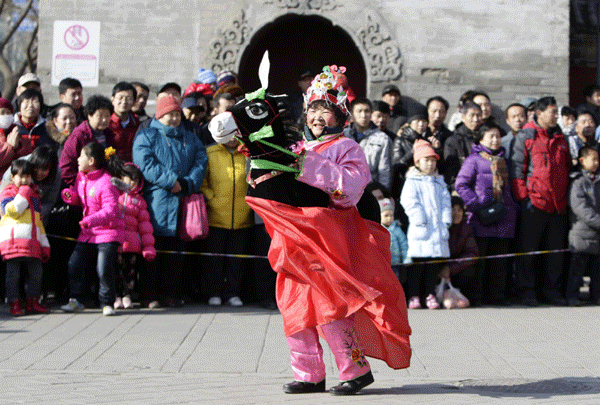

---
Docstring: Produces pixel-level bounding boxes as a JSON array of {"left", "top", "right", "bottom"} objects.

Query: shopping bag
[
  {"left": 178, "top": 194, "right": 209, "bottom": 241},
  {"left": 436, "top": 278, "right": 470, "bottom": 309}
]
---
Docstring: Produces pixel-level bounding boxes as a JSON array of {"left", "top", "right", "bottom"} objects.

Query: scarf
[{"left": 479, "top": 151, "right": 508, "bottom": 201}]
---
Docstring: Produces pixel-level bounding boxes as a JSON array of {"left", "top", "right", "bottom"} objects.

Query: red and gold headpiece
[{"left": 304, "top": 65, "right": 349, "bottom": 116}]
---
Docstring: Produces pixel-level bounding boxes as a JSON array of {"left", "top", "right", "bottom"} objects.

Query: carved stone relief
[
  {"left": 208, "top": 4, "right": 402, "bottom": 84},
  {"left": 358, "top": 14, "right": 402, "bottom": 82},
  {"left": 209, "top": 11, "right": 252, "bottom": 73},
  {"left": 264, "top": 0, "right": 340, "bottom": 12}
]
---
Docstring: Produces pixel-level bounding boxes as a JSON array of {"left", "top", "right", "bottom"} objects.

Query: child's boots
[
  {"left": 10, "top": 300, "right": 24, "bottom": 316},
  {"left": 26, "top": 297, "right": 50, "bottom": 314}
]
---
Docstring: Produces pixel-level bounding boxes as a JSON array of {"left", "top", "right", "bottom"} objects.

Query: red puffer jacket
[{"left": 510, "top": 120, "right": 571, "bottom": 213}]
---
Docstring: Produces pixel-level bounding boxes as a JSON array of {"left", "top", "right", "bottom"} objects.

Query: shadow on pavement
[{"left": 368, "top": 377, "right": 600, "bottom": 399}]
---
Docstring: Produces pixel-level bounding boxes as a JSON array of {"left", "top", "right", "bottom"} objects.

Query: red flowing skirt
[{"left": 246, "top": 196, "right": 411, "bottom": 369}]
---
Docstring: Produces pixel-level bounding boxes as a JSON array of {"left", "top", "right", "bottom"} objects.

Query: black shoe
[
  {"left": 521, "top": 297, "right": 539, "bottom": 307},
  {"left": 487, "top": 297, "right": 511, "bottom": 307},
  {"left": 283, "top": 379, "right": 325, "bottom": 394},
  {"left": 162, "top": 296, "right": 184, "bottom": 308},
  {"left": 567, "top": 298, "right": 584, "bottom": 307},
  {"left": 545, "top": 297, "right": 567, "bottom": 306},
  {"left": 329, "top": 371, "right": 374, "bottom": 396},
  {"left": 469, "top": 299, "right": 482, "bottom": 308},
  {"left": 260, "top": 299, "right": 278, "bottom": 310}
]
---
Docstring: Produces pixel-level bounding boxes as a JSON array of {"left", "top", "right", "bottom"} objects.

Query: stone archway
[
  {"left": 238, "top": 14, "right": 366, "bottom": 97},
  {"left": 208, "top": 2, "right": 403, "bottom": 98}
]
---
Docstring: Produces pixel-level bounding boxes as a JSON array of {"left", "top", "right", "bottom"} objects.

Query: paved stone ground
[{"left": 0, "top": 304, "right": 599, "bottom": 404}]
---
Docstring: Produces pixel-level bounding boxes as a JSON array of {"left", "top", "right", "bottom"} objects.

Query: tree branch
[
  {"left": 0, "top": 0, "right": 34, "bottom": 51},
  {"left": 0, "top": 53, "right": 12, "bottom": 85},
  {"left": 0, "top": 0, "right": 7, "bottom": 17},
  {"left": 26, "top": 24, "right": 38, "bottom": 72}
]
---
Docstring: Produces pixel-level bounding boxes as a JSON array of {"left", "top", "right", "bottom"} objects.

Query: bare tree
[{"left": 0, "top": 0, "right": 38, "bottom": 100}]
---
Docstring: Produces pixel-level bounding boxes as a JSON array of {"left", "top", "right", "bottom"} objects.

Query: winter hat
[
  {"left": 213, "top": 83, "right": 245, "bottom": 99},
  {"left": 0, "top": 98, "right": 14, "bottom": 114},
  {"left": 408, "top": 112, "right": 428, "bottom": 124},
  {"left": 413, "top": 139, "right": 439, "bottom": 164},
  {"left": 183, "top": 82, "right": 214, "bottom": 97},
  {"left": 298, "top": 68, "right": 312, "bottom": 80},
  {"left": 157, "top": 82, "right": 182, "bottom": 96},
  {"left": 196, "top": 68, "right": 217, "bottom": 84},
  {"left": 216, "top": 70, "right": 238, "bottom": 88},
  {"left": 372, "top": 100, "right": 390, "bottom": 115},
  {"left": 378, "top": 198, "right": 394, "bottom": 213},
  {"left": 520, "top": 96, "right": 538, "bottom": 110},
  {"left": 181, "top": 96, "right": 202, "bottom": 110},
  {"left": 382, "top": 84, "right": 400, "bottom": 96},
  {"left": 155, "top": 95, "right": 182, "bottom": 118}
]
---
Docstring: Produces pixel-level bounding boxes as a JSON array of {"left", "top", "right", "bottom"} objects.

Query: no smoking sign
[
  {"left": 53, "top": 21, "right": 100, "bottom": 87},
  {"left": 64, "top": 25, "right": 89, "bottom": 50}
]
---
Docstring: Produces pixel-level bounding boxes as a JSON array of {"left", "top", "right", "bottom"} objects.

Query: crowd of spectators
[{"left": 0, "top": 69, "right": 598, "bottom": 316}]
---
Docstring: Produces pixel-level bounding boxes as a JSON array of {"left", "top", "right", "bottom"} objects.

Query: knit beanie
[
  {"left": 196, "top": 68, "right": 217, "bottom": 84},
  {"left": 413, "top": 139, "right": 439, "bottom": 164},
  {"left": 0, "top": 98, "right": 13, "bottom": 114},
  {"left": 372, "top": 100, "right": 390, "bottom": 115},
  {"left": 217, "top": 70, "right": 238, "bottom": 88},
  {"left": 408, "top": 112, "right": 428, "bottom": 124},
  {"left": 155, "top": 96, "right": 182, "bottom": 119},
  {"left": 378, "top": 198, "right": 394, "bottom": 213}
]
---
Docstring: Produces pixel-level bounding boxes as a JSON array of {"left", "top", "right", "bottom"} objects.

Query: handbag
[
  {"left": 178, "top": 193, "right": 209, "bottom": 241},
  {"left": 475, "top": 200, "right": 507, "bottom": 226}
]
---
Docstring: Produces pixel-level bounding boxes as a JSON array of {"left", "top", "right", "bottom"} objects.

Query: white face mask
[{"left": 0, "top": 114, "right": 13, "bottom": 130}]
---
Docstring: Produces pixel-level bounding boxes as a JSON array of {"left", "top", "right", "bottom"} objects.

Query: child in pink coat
[
  {"left": 111, "top": 163, "right": 156, "bottom": 309},
  {"left": 60, "top": 142, "right": 125, "bottom": 316}
]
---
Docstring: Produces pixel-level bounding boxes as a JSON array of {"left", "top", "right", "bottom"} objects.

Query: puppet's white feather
[{"left": 258, "top": 51, "right": 270, "bottom": 90}]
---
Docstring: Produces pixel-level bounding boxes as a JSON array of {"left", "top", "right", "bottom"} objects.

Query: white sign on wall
[{"left": 52, "top": 20, "right": 100, "bottom": 87}]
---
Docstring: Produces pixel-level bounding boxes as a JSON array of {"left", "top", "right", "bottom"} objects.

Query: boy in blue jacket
[{"left": 379, "top": 198, "right": 410, "bottom": 281}]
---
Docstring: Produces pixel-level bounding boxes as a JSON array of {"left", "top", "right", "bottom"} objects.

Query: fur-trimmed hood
[{"left": 45, "top": 119, "right": 70, "bottom": 145}]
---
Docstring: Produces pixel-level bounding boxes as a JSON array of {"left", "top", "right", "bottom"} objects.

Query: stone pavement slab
[{"left": 0, "top": 304, "right": 599, "bottom": 404}]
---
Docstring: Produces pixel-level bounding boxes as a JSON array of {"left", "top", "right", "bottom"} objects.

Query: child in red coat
[
  {"left": 0, "top": 160, "right": 50, "bottom": 316},
  {"left": 111, "top": 163, "right": 156, "bottom": 309}
]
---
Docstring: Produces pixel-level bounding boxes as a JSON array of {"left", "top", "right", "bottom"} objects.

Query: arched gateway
[
  {"left": 208, "top": 3, "right": 403, "bottom": 98},
  {"left": 238, "top": 14, "right": 367, "bottom": 97}
]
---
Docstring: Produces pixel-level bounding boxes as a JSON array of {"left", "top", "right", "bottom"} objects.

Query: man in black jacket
[{"left": 381, "top": 84, "right": 407, "bottom": 136}]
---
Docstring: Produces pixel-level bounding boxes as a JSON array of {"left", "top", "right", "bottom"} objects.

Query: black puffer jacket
[
  {"left": 424, "top": 124, "right": 452, "bottom": 158},
  {"left": 392, "top": 126, "right": 424, "bottom": 173},
  {"left": 391, "top": 126, "right": 424, "bottom": 200},
  {"left": 443, "top": 123, "right": 478, "bottom": 189}
]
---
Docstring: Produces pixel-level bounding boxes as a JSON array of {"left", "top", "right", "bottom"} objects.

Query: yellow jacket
[{"left": 200, "top": 143, "right": 253, "bottom": 229}]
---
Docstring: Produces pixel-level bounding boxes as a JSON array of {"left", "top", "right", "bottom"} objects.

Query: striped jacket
[{"left": 0, "top": 184, "right": 50, "bottom": 262}]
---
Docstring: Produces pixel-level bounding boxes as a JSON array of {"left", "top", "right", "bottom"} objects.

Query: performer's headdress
[{"left": 303, "top": 65, "right": 349, "bottom": 116}]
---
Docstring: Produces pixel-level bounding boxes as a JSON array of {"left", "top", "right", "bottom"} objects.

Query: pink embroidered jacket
[
  {"left": 296, "top": 133, "right": 371, "bottom": 208},
  {"left": 62, "top": 169, "right": 125, "bottom": 244}
]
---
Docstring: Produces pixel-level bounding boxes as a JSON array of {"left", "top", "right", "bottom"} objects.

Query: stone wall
[{"left": 38, "top": 0, "right": 569, "bottom": 114}]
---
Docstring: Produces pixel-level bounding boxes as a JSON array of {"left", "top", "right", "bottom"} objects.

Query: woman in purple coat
[{"left": 455, "top": 123, "right": 519, "bottom": 305}]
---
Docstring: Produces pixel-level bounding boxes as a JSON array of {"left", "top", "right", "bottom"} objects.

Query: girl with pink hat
[{"left": 400, "top": 139, "right": 452, "bottom": 309}]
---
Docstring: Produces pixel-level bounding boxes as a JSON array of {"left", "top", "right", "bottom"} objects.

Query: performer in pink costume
[{"left": 210, "top": 63, "right": 411, "bottom": 396}]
